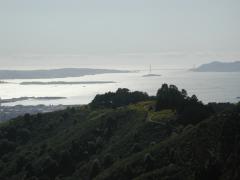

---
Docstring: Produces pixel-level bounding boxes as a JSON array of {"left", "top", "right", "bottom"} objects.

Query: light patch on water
[{"left": 1, "top": 69, "right": 240, "bottom": 106}]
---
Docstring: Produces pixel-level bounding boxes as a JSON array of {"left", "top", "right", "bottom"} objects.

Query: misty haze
[{"left": 0, "top": 1, "right": 240, "bottom": 180}]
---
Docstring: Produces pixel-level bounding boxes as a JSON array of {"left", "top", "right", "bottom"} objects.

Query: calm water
[{"left": 1, "top": 69, "right": 240, "bottom": 106}]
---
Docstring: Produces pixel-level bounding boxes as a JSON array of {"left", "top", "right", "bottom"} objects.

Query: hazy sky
[{"left": 0, "top": 0, "right": 239, "bottom": 68}]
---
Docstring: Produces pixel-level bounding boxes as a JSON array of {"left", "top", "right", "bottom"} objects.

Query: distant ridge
[
  {"left": 191, "top": 61, "right": 240, "bottom": 72},
  {"left": 0, "top": 68, "right": 130, "bottom": 79}
]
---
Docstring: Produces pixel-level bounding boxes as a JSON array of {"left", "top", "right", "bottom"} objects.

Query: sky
[{"left": 0, "top": 0, "right": 239, "bottom": 69}]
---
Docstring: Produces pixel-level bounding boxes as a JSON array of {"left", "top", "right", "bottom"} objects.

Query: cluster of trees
[
  {"left": 156, "top": 84, "right": 213, "bottom": 124},
  {"left": 91, "top": 84, "right": 214, "bottom": 125},
  {"left": 91, "top": 88, "right": 149, "bottom": 108}
]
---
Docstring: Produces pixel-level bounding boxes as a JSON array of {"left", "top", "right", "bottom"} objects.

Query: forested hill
[{"left": 0, "top": 85, "right": 239, "bottom": 180}]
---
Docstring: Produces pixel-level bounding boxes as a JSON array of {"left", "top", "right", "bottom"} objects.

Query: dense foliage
[
  {"left": 90, "top": 88, "right": 149, "bottom": 108},
  {"left": 0, "top": 85, "right": 239, "bottom": 180},
  {"left": 156, "top": 84, "right": 214, "bottom": 124}
]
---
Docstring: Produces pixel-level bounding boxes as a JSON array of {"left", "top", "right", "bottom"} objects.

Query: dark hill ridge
[
  {"left": 0, "top": 68, "right": 130, "bottom": 80},
  {"left": 191, "top": 61, "right": 240, "bottom": 72},
  {"left": 0, "top": 86, "right": 239, "bottom": 180}
]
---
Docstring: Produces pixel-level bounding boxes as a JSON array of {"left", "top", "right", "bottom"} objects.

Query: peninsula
[
  {"left": 0, "top": 96, "right": 66, "bottom": 104},
  {"left": 20, "top": 81, "right": 116, "bottom": 85},
  {"left": 0, "top": 68, "right": 130, "bottom": 79},
  {"left": 191, "top": 61, "right": 240, "bottom": 72}
]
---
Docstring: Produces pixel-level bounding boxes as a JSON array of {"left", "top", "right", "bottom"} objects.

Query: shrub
[
  {"left": 103, "top": 153, "right": 114, "bottom": 168},
  {"left": 89, "top": 158, "right": 101, "bottom": 178},
  {"left": 0, "top": 139, "right": 16, "bottom": 157}
]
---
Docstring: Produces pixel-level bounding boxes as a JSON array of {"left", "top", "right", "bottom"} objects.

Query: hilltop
[
  {"left": 0, "top": 85, "right": 239, "bottom": 180},
  {"left": 191, "top": 61, "right": 240, "bottom": 72}
]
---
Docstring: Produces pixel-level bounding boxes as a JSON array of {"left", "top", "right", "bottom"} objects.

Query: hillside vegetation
[{"left": 0, "top": 84, "right": 239, "bottom": 180}]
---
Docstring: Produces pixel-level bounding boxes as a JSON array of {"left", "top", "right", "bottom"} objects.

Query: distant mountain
[
  {"left": 0, "top": 68, "right": 130, "bottom": 79},
  {"left": 191, "top": 61, "right": 240, "bottom": 72}
]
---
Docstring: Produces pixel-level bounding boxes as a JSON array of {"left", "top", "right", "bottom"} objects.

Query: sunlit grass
[{"left": 150, "top": 109, "right": 175, "bottom": 122}]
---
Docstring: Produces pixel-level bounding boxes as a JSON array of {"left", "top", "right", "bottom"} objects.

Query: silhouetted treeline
[
  {"left": 91, "top": 88, "right": 149, "bottom": 108},
  {"left": 156, "top": 84, "right": 213, "bottom": 124}
]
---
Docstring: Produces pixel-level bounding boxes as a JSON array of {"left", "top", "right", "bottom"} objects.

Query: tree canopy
[
  {"left": 91, "top": 88, "right": 149, "bottom": 108},
  {"left": 156, "top": 84, "right": 213, "bottom": 124}
]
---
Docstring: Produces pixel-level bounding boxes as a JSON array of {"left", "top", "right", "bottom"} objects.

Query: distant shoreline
[
  {"left": 0, "top": 68, "right": 131, "bottom": 80},
  {"left": 0, "top": 81, "right": 9, "bottom": 84},
  {"left": 0, "top": 97, "right": 66, "bottom": 104},
  {"left": 20, "top": 81, "right": 116, "bottom": 85}
]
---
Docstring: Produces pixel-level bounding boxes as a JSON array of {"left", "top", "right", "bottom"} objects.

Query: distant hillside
[
  {"left": 0, "top": 86, "right": 239, "bottom": 180},
  {"left": 0, "top": 68, "right": 130, "bottom": 79},
  {"left": 191, "top": 61, "right": 240, "bottom": 72}
]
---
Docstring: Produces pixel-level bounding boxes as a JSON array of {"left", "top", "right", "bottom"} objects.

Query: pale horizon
[{"left": 0, "top": 0, "right": 239, "bottom": 69}]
